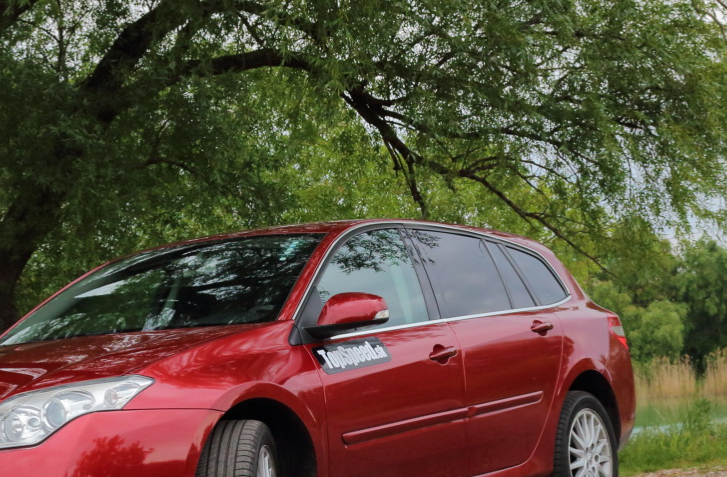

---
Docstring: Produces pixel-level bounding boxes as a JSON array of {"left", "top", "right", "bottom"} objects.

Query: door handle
[
  {"left": 429, "top": 345, "right": 458, "bottom": 363},
  {"left": 531, "top": 321, "right": 554, "bottom": 335}
]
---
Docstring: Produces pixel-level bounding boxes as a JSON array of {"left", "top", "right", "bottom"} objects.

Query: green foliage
[
  {"left": 589, "top": 281, "right": 687, "bottom": 362},
  {"left": 634, "top": 301, "right": 688, "bottom": 362},
  {"left": 676, "top": 240, "right": 727, "bottom": 372},
  {"left": 620, "top": 399, "right": 727, "bottom": 476},
  {"left": 583, "top": 235, "right": 727, "bottom": 367},
  {"left": 2, "top": 0, "right": 727, "bottom": 329},
  {"left": 596, "top": 219, "right": 681, "bottom": 306}
]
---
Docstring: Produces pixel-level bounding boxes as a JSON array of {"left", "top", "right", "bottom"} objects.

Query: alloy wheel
[
  {"left": 568, "top": 408, "right": 613, "bottom": 477},
  {"left": 257, "top": 445, "right": 276, "bottom": 477}
]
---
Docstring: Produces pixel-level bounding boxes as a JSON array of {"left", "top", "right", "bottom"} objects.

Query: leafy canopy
[{"left": 1, "top": 0, "right": 727, "bottom": 328}]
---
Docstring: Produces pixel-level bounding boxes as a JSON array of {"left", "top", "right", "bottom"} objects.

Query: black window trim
[
  {"left": 488, "top": 241, "right": 540, "bottom": 307},
  {"left": 500, "top": 243, "right": 569, "bottom": 307},
  {"left": 402, "top": 224, "right": 572, "bottom": 314},
  {"left": 288, "top": 221, "right": 572, "bottom": 343},
  {"left": 406, "top": 227, "right": 514, "bottom": 319},
  {"left": 482, "top": 240, "right": 518, "bottom": 310},
  {"left": 400, "top": 229, "right": 441, "bottom": 321}
]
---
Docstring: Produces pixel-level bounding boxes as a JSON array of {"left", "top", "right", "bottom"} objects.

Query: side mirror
[{"left": 305, "top": 292, "right": 390, "bottom": 340}]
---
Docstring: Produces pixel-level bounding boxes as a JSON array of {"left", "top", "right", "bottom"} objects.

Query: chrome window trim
[
  {"left": 329, "top": 295, "right": 572, "bottom": 340},
  {"left": 290, "top": 220, "right": 572, "bottom": 330}
]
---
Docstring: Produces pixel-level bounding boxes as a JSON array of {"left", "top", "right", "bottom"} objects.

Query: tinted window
[
  {"left": 314, "top": 229, "right": 428, "bottom": 327},
  {"left": 412, "top": 231, "right": 510, "bottom": 317},
  {"left": 507, "top": 247, "right": 567, "bottom": 305},
  {"left": 488, "top": 243, "right": 536, "bottom": 309},
  {"left": 1, "top": 235, "right": 322, "bottom": 345}
]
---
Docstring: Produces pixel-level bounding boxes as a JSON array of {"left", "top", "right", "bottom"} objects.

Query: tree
[
  {"left": 676, "top": 240, "right": 727, "bottom": 373},
  {"left": 588, "top": 280, "right": 686, "bottom": 363},
  {"left": 2, "top": 0, "right": 727, "bottom": 331},
  {"left": 581, "top": 220, "right": 687, "bottom": 363}
]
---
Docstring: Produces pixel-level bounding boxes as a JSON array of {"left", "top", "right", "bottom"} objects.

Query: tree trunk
[
  {"left": 0, "top": 256, "right": 27, "bottom": 332},
  {"left": 0, "top": 188, "right": 63, "bottom": 332}
]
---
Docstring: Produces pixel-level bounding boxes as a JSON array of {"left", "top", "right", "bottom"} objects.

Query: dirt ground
[{"left": 636, "top": 467, "right": 727, "bottom": 477}]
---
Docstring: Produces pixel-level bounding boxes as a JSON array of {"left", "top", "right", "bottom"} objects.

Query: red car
[{"left": 0, "top": 220, "right": 634, "bottom": 477}]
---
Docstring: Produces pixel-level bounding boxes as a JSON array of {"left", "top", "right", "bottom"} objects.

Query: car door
[
  {"left": 297, "top": 227, "right": 467, "bottom": 477},
  {"left": 409, "top": 228, "right": 565, "bottom": 476}
]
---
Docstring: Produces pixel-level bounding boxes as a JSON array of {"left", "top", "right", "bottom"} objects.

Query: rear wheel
[
  {"left": 553, "top": 391, "right": 618, "bottom": 477},
  {"left": 196, "top": 420, "right": 279, "bottom": 477}
]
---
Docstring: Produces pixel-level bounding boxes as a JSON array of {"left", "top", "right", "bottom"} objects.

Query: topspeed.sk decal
[{"left": 313, "top": 337, "right": 391, "bottom": 374}]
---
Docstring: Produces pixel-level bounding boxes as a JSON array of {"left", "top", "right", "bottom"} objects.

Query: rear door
[
  {"left": 409, "top": 228, "right": 565, "bottom": 475},
  {"left": 298, "top": 227, "right": 467, "bottom": 477}
]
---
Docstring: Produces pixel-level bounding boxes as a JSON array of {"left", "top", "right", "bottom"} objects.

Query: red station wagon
[{"left": 0, "top": 220, "right": 635, "bottom": 477}]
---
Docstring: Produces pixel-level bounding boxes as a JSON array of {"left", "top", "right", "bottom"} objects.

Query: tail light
[{"left": 608, "top": 315, "right": 628, "bottom": 349}]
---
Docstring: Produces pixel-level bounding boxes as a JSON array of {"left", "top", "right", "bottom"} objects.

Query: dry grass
[
  {"left": 636, "top": 352, "right": 727, "bottom": 400},
  {"left": 624, "top": 353, "right": 727, "bottom": 475},
  {"left": 704, "top": 350, "right": 727, "bottom": 397}
]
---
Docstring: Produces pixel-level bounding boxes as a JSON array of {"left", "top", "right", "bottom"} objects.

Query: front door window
[{"left": 314, "top": 229, "right": 428, "bottom": 328}]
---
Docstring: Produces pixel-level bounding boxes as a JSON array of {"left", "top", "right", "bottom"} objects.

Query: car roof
[{"left": 140, "top": 218, "right": 544, "bottom": 254}]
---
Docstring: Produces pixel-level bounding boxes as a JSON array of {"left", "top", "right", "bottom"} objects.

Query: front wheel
[
  {"left": 553, "top": 391, "right": 618, "bottom": 477},
  {"left": 196, "top": 419, "right": 279, "bottom": 477}
]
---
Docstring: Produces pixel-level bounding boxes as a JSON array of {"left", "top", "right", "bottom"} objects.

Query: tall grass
[
  {"left": 704, "top": 350, "right": 727, "bottom": 398},
  {"left": 620, "top": 352, "right": 727, "bottom": 475},
  {"left": 635, "top": 351, "right": 727, "bottom": 401},
  {"left": 620, "top": 399, "right": 727, "bottom": 476}
]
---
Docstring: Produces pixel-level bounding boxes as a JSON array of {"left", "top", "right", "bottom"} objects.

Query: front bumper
[{"left": 0, "top": 408, "right": 222, "bottom": 477}]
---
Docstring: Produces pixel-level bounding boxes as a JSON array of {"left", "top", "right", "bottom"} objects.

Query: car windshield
[{"left": 0, "top": 234, "right": 322, "bottom": 345}]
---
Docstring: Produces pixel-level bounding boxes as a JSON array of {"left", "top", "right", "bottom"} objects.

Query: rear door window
[{"left": 410, "top": 230, "right": 510, "bottom": 318}]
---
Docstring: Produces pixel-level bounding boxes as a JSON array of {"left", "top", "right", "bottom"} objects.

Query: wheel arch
[
  {"left": 567, "top": 370, "right": 621, "bottom": 439},
  {"left": 218, "top": 397, "right": 318, "bottom": 477}
]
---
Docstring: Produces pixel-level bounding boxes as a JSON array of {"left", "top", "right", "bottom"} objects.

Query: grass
[
  {"left": 633, "top": 352, "right": 727, "bottom": 428},
  {"left": 634, "top": 350, "right": 727, "bottom": 400},
  {"left": 620, "top": 352, "right": 727, "bottom": 476},
  {"left": 704, "top": 350, "right": 727, "bottom": 398},
  {"left": 620, "top": 400, "right": 727, "bottom": 476}
]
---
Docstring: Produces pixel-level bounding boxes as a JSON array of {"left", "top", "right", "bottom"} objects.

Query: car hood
[{"left": 0, "top": 324, "right": 259, "bottom": 402}]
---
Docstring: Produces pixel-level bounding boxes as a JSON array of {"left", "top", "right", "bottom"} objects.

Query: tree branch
[
  {"left": 0, "top": 0, "right": 39, "bottom": 35},
  {"left": 342, "top": 86, "right": 429, "bottom": 218},
  {"left": 468, "top": 172, "right": 613, "bottom": 276},
  {"left": 143, "top": 157, "right": 199, "bottom": 176},
  {"left": 81, "top": 1, "right": 184, "bottom": 93},
  {"left": 78, "top": 0, "right": 217, "bottom": 124},
  {"left": 692, "top": 0, "right": 727, "bottom": 44},
  {"left": 184, "top": 48, "right": 310, "bottom": 76},
  {"left": 122, "top": 48, "right": 311, "bottom": 104},
  {"left": 342, "top": 83, "right": 612, "bottom": 274},
  {"left": 79, "top": 0, "right": 314, "bottom": 125},
  {"left": 234, "top": 0, "right": 327, "bottom": 46}
]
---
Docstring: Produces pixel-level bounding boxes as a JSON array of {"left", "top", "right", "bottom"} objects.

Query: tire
[
  {"left": 553, "top": 391, "right": 618, "bottom": 477},
  {"left": 196, "top": 420, "right": 279, "bottom": 477}
]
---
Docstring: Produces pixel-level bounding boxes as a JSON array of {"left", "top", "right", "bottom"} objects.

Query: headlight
[{"left": 0, "top": 375, "right": 153, "bottom": 449}]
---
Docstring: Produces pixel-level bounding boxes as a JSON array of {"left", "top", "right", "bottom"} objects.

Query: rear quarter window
[
  {"left": 488, "top": 243, "right": 536, "bottom": 309},
  {"left": 506, "top": 246, "right": 567, "bottom": 305}
]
